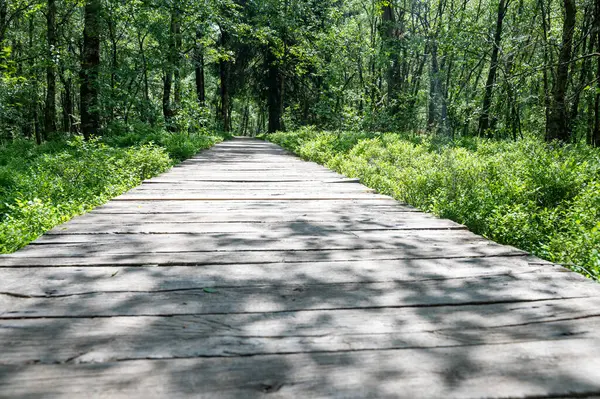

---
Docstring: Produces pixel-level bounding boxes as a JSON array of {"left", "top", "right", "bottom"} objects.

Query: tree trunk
[
  {"left": 266, "top": 48, "right": 283, "bottom": 133},
  {"left": 44, "top": 0, "right": 57, "bottom": 136},
  {"left": 107, "top": 16, "right": 118, "bottom": 123},
  {"left": 381, "top": 2, "right": 402, "bottom": 109},
  {"left": 80, "top": 0, "right": 101, "bottom": 140},
  {"left": 478, "top": 0, "right": 508, "bottom": 137},
  {"left": 163, "top": 72, "right": 173, "bottom": 129},
  {"left": 0, "top": 0, "right": 7, "bottom": 55},
  {"left": 173, "top": 9, "right": 182, "bottom": 110},
  {"left": 593, "top": 0, "right": 600, "bottom": 146},
  {"left": 194, "top": 29, "right": 206, "bottom": 107},
  {"left": 136, "top": 32, "right": 152, "bottom": 125},
  {"left": 547, "top": 0, "right": 576, "bottom": 142},
  {"left": 569, "top": 8, "right": 592, "bottom": 131},
  {"left": 163, "top": 9, "right": 178, "bottom": 131},
  {"left": 218, "top": 28, "right": 231, "bottom": 132},
  {"left": 219, "top": 59, "right": 231, "bottom": 132},
  {"left": 60, "top": 74, "right": 73, "bottom": 134}
]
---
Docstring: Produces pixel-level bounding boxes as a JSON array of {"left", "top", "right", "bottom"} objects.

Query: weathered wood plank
[
  {"left": 90, "top": 200, "right": 419, "bottom": 213},
  {"left": 13, "top": 230, "right": 525, "bottom": 258},
  {"left": 1, "top": 297, "right": 599, "bottom": 365},
  {"left": 60, "top": 211, "right": 447, "bottom": 225},
  {"left": 138, "top": 180, "right": 364, "bottom": 187},
  {"left": 113, "top": 193, "right": 391, "bottom": 201},
  {"left": 0, "top": 248, "right": 527, "bottom": 267},
  {"left": 30, "top": 228, "right": 493, "bottom": 244},
  {"left": 128, "top": 187, "right": 376, "bottom": 194},
  {"left": 1, "top": 339, "right": 600, "bottom": 398},
  {"left": 0, "top": 257, "right": 554, "bottom": 295},
  {"left": 46, "top": 220, "right": 465, "bottom": 235},
  {"left": 2, "top": 272, "right": 598, "bottom": 318}
]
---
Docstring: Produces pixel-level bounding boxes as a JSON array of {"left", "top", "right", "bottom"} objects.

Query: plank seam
[{"left": 2, "top": 296, "right": 598, "bottom": 320}]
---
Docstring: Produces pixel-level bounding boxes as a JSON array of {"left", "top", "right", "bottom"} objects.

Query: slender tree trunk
[
  {"left": 137, "top": 32, "right": 151, "bottom": 124},
  {"left": 593, "top": 0, "right": 600, "bottom": 146},
  {"left": 569, "top": 7, "right": 592, "bottom": 134},
  {"left": 219, "top": 61, "right": 230, "bottom": 131},
  {"left": 80, "top": 0, "right": 101, "bottom": 140},
  {"left": 478, "top": 0, "right": 509, "bottom": 137},
  {"left": 539, "top": 0, "right": 552, "bottom": 132},
  {"left": 173, "top": 9, "right": 182, "bottom": 110},
  {"left": 547, "top": 0, "right": 576, "bottom": 142},
  {"left": 163, "top": 72, "right": 173, "bottom": 129},
  {"left": 0, "top": 0, "right": 7, "bottom": 68},
  {"left": 44, "top": 0, "right": 57, "bottom": 136},
  {"left": 216, "top": 25, "right": 231, "bottom": 132},
  {"left": 61, "top": 77, "right": 73, "bottom": 133},
  {"left": 381, "top": 2, "right": 401, "bottom": 108},
  {"left": 220, "top": 59, "right": 230, "bottom": 131},
  {"left": 163, "top": 10, "right": 177, "bottom": 131},
  {"left": 266, "top": 48, "right": 283, "bottom": 133},
  {"left": 427, "top": 40, "right": 441, "bottom": 131},
  {"left": 34, "top": 104, "right": 42, "bottom": 145},
  {"left": 194, "top": 29, "right": 206, "bottom": 107},
  {"left": 107, "top": 17, "right": 118, "bottom": 122}
]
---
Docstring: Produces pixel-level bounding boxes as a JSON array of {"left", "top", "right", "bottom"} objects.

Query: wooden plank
[
  {"left": 145, "top": 177, "right": 349, "bottom": 182},
  {"left": 46, "top": 220, "right": 465, "bottom": 235},
  {"left": 32, "top": 228, "right": 484, "bottom": 244},
  {"left": 113, "top": 194, "right": 391, "bottom": 201},
  {"left": 2, "top": 272, "right": 599, "bottom": 318},
  {"left": 0, "top": 257, "right": 555, "bottom": 296},
  {"left": 60, "top": 211, "right": 444, "bottom": 225},
  {"left": 0, "top": 248, "right": 528, "bottom": 267},
  {"left": 153, "top": 172, "right": 343, "bottom": 177},
  {"left": 90, "top": 200, "right": 419, "bottom": 213},
  {"left": 138, "top": 180, "right": 364, "bottom": 187},
  {"left": 128, "top": 187, "right": 376, "bottom": 193},
  {"left": 1, "top": 339, "right": 600, "bottom": 398},
  {"left": 13, "top": 230, "right": 525, "bottom": 258},
  {"left": 1, "top": 297, "right": 600, "bottom": 365}
]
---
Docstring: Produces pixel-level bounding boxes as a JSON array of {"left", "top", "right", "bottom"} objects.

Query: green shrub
[
  {"left": 267, "top": 129, "right": 600, "bottom": 280},
  {"left": 0, "top": 127, "right": 225, "bottom": 253}
]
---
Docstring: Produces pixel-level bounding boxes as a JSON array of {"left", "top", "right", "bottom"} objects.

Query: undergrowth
[
  {"left": 0, "top": 125, "right": 227, "bottom": 253},
  {"left": 266, "top": 127, "right": 600, "bottom": 281}
]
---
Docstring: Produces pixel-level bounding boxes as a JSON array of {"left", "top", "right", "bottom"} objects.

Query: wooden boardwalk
[{"left": 1, "top": 137, "right": 600, "bottom": 398}]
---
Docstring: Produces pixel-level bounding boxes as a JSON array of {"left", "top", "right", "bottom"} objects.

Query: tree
[
  {"left": 547, "top": 0, "right": 576, "bottom": 142},
  {"left": 478, "top": 0, "right": 509, "bottom": 137},
  {"left": 44, "top": 0, "right": 56, "bottom": 136},
  {"left": 80, "top": 0, "right": 101, "bottom": 140}
]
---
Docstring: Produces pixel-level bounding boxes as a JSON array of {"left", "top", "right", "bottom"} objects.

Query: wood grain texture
[
  {"left": 2, "top": 297, "right": 600, "bottom": 365},
  {"left": 0, "top": 256, "right": 557, "bottom": 295},
  {"left": 1, "top": 137, "right": 600, "bottom": 398},
  {"left": 1, "top": 340, "right": 600, "bottom": 398},
  {"left": 1, "top": 271, "right": 598, "bottom": 318}
]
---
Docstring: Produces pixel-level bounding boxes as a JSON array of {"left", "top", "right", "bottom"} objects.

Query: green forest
[{"left": 0, "top": 0, "right": 599, "bottom": 279}]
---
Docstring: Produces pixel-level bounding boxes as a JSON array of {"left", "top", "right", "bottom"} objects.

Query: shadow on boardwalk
[{"left": 1, "top": 138, "right": 600, "bottom": 397}]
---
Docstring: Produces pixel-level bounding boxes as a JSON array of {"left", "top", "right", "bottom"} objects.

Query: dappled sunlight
[{"left": 1, "top": 139, "right": 600, "bottom": 397}]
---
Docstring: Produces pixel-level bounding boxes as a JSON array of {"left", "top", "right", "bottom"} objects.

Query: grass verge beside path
[
  {"left": 0, "top": 126, "right": 228, "bottom": 253},
  {"left": 266, "top": 128, "right": 600, "bottom": 281}
]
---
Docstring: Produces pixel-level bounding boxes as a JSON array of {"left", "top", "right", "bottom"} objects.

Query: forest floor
[{"left": 1, "top": 137, "right": 600, "bottom": 397}]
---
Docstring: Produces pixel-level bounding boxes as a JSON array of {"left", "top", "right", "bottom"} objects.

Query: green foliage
[
  {"left": 267, "top": 128, "right": 600, "bottom": 281},
  {"left": 0, "top": 128, "right": 225, "bottom": 253}
]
